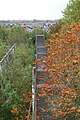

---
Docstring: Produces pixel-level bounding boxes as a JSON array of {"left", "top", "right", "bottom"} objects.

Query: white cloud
[{"left": 0, "top": 0, "right": 69, "bottom": 20}]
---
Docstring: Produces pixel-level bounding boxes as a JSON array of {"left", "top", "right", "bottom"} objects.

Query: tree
[
  {"left": 1, "top": 43, "right": 35, "bottom": 120},
  {"left": 35, "top": 23, "right": 80, "bottom": 120},
  {"left": 0, "top": 25, "right": 35, "bottom": 120},
  {"left": 49, "top": 20, "right": 63, "bottom": 34},
  {"left": 8, "top": 26, "right": 27, "bottom": 45},
  {"left": 0, "top": 39, "right": 10, "bottom": 60},
  {"left": 0, "top": 25, "right": 9, "bottom": 42},
  {"left": 62, "top": 0, "right": 80, "bottom": 23}
]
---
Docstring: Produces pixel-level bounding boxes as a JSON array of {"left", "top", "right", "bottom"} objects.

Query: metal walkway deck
[{"left": 36, "top": 35, "right": 51, "bottom": 120}]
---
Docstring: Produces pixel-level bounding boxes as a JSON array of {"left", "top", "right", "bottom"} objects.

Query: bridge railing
[
  {"left": 32, "top": 67, "right": 36, "bottom": 120},
  {"left": 0, "top": 43, "right": 16, "bottom": 73}
]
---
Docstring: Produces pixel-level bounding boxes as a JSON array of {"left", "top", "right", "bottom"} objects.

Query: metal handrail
[{"left": 0, "top": 43, "right": 16, "bottom": 73}]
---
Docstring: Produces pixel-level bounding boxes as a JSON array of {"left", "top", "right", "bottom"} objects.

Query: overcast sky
[{"left": 0, "top": 0, "right": 69, "bottom": 20}]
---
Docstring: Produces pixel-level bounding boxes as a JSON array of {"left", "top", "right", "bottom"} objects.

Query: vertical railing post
[{"left": 32, "top": 67, "right": 36, "bottom": 120}]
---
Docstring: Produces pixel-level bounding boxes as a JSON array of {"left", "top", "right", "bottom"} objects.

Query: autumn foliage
[
  {"left": 35, "top": 23, "right": 80, "bottom": 119},
  {"left": 11, "top": 92, "right": 32, "bottom": 120}
]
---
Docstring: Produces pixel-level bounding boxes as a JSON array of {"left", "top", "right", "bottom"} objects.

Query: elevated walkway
[{"left": 36, "top": 35, "right": 51, "bottom": 120}]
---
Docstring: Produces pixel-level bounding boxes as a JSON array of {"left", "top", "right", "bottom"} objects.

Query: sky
[{"left": 0, "top": 0, "right": 69, "bottom": 20}]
